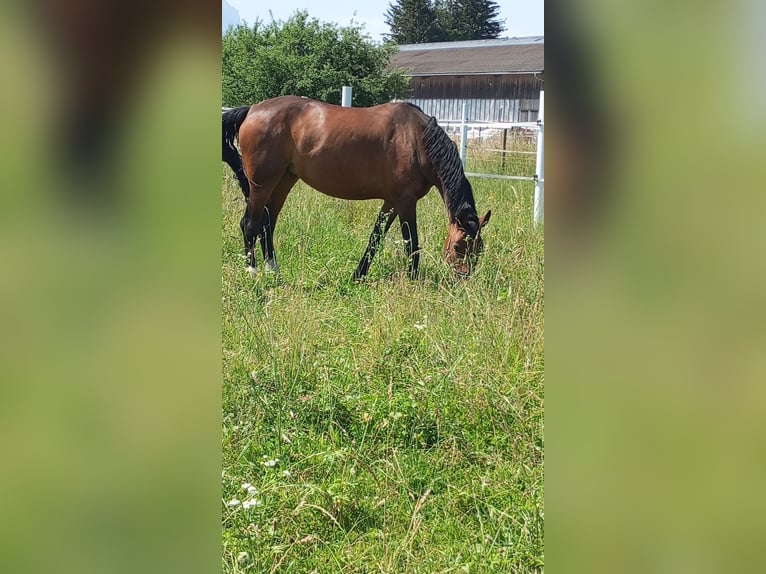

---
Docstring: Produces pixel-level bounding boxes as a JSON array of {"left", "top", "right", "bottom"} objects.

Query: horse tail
[
  {"left": 222, "top": 105, "right": 252, "bottom": 198},
  {"left": 421, "top": 115, "right": 477, "bottom": 222}
]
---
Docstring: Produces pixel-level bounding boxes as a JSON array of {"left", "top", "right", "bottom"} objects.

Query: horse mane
[{"left": 422, "top": 116, "right": 478, "bottom": 228}]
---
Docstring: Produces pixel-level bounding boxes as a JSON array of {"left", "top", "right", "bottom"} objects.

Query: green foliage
[
  {"left": 385, "top": 0, "right": 442, "bottom": 44},
  {"left": 438, "top": 0, "right": 505, "bottom": 40},
  {"left": 387, "top": 0, "right": 505, "bottom": 43},
  {"left": 222, "top": 12, "right": 411, "bottom": 107}
]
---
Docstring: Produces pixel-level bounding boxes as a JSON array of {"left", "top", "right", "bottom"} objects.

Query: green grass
[{"left": 221, "top": 168, "right": 544, "bottom": 573}]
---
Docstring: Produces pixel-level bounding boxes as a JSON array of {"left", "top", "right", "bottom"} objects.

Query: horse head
[{"left": 444, "top": 210, "right": 491, "bottom": 277}]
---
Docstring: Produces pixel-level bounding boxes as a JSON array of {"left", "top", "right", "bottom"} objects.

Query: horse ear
[{"left": 480, "top": 210, "right": 492, "bottom": 228}]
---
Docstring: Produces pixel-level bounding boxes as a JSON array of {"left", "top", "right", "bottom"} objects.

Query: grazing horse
[{"left": 222, "top": 96, "right": 491, "bottom": 279}]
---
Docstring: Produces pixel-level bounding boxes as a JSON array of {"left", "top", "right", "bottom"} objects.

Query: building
[{"left": 391, "top": 37, "right": 544, "bottom": 123}]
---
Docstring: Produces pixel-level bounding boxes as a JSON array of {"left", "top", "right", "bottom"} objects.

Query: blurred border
[
  {"left": 547, "top": 0, "right": 766, "bottom": 572},
  {"left": 1, "top": 2, "right": 222, "bottom": 573}
]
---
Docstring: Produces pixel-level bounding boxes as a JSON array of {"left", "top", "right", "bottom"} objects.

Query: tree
[
  {"left": 384, "top": 0, "right": 442, "bottom": 44},
  {"left": 447, "top": 0, "right": 504, "bottom": 40},
  {"left": 433, "top": 0, "right": 458, "bottom": 40},
  {"left": 386, "top": 0, "right": 505, "bottom": 44},
  {"left": 222, "top": 12, "right": 410, "bottom": 107}
]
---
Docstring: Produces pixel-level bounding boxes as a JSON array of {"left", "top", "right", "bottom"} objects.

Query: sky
[{"left": 225, "top": 1, "right": 543, "bottom": 42}]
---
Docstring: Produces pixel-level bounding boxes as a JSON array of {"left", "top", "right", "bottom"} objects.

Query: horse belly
[{"left": 291, "top": 153, "right": 393, "bottom": 201}]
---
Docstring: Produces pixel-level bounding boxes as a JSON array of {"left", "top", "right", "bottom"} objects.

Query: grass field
[{"left": 220, "top": 168, "right": 544, "bottom": 572}]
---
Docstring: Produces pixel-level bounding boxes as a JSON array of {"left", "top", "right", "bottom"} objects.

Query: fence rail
[{"left": 439, "top": 121, "right": 540, "bottom": 130}]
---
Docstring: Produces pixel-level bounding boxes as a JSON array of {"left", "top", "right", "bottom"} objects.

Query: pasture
[{"left": 221, "top": 169, "right": 544, "bottom": 572}]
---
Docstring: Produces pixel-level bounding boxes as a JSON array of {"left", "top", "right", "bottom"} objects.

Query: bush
[{"left": 222, "top": 12, "right": 411, "bottom": 107}]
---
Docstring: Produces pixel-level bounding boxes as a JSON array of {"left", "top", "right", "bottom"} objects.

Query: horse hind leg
[
  {"left": 259, "top": 173, "right": 297, "bottom": 274},
  {"left": 240, "top": 204, "right": 269, "bottom": 274},
  {"left": 243, "top": 206, "right": 261, "bottom": 275},
  {"left": 239, "top": 208, "right": 251, "bottom": 255},
  {"left": 353, "top": 202, "right": 397, "bottom": 281},
  {"left": 240, "top": 206, "right": 267, "bottom": 271},
  {"left": 258, "top": 207, "right": 274, "bottom": 271},
  {"left": 242, "top": 186, "right": 272, "bottom": 274},
  {"left": 241, "top": 157, "right": 291, "bottom": 274}
]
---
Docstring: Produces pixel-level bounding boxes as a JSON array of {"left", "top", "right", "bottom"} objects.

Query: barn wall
[{"left": 401, "top": 74, "right": 543, "bottom": 123}]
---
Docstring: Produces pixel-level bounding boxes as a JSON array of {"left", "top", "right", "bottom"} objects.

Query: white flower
[
  {"left": 242, "top": 498, "right": 262, "bottom": 509},
  {"left": 227, "top": 498, "right": 241, "bottom": 507},
  {"left": 413, "top": 322, "right": 426, "bottom": 331},
  {"left": 282, "top": 470, "right": 292, "bottom": 478},
  {"left": 242, "top": 483, "right": 258, "bottom": 495},
  {"left": 262, "top": 458, "right": 279, "bottom": 467}
]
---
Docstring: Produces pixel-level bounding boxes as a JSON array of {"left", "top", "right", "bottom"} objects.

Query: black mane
[{"left": 422, "top": 116, "right": 479, "bottom": 232}]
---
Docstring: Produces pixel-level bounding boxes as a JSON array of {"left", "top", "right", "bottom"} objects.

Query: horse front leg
[
  {"left": 353, "top": 202, "right": 397, "bottom": 281},
  {"left": 399, "top": 208, "right": 420, "bottom": 280}
]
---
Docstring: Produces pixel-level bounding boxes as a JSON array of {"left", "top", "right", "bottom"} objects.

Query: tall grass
[{"left": 221, "top": 169, "right": 544, "bottom": 572}]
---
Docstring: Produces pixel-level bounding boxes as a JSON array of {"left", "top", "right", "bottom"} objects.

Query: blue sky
[{"left": 226, "top": 1, "right": 543, "bottom": 41}]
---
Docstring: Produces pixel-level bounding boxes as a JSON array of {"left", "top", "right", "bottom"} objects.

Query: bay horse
[{"left": 222, "top": 96, "right": 491, "bottom": 279}]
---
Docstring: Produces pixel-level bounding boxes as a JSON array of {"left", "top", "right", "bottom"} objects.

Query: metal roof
[{"left": 391, "top": 36, "right": 544, "bottom": 76}]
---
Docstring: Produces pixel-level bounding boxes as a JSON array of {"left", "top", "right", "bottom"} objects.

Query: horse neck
[{"left": 440, "top": 175, "right": 478, "bottom": 226}]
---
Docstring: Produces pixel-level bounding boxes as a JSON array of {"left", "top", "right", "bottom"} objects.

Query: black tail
[{"left": 222, "top": 106, "right": 252, "bottom": 198}]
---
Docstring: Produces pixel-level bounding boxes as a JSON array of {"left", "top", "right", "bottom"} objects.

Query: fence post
[
  {"left": 501, "top": 128, "right": 508, "bottom": 172},
  {"left": 341, "top": 86, "right": 353, "bottom": 107},
  {"left": 460, "top": 102, "right": 468, "bottom": 166},
  {"left": 534, "top": 91, "right": 544, "bottom": 226}
]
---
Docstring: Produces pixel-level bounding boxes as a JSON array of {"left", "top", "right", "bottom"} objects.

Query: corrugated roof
[{"left": 391, "top": 36, "right": 544, "bottom": 76}]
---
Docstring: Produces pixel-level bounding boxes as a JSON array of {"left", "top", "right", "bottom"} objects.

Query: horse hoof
[
  {"left": 246, "top": 265, "right": 258, "bottom": 276},
  {"left": 264, "top": 259, "right": 279, "bottom": 274}
]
